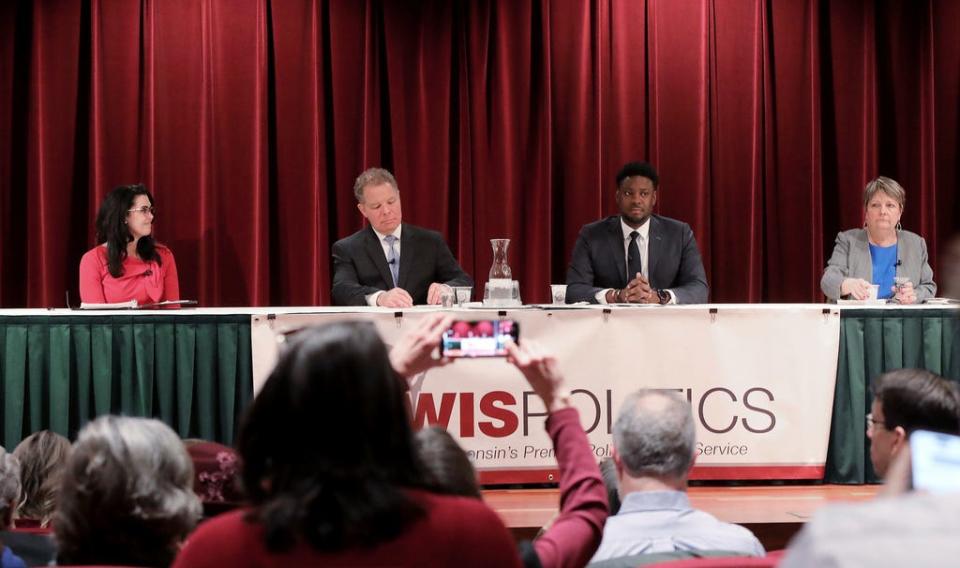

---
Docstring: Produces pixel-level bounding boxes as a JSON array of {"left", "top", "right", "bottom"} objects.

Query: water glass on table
[
  {"left": 454, "top": 286, "right": 473, "bottom": 305},
  {"left": 440, "top": 288, "right": 456, "bottom": 308},
  {"left": 550, "top": 284, "right": 567, "bottom": 305}
]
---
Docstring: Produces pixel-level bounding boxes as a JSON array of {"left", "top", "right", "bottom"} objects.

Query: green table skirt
[
  {"left": 0, "top": 315, "right": 252, "bottom": 449},
  {"left": 1, "top": 310, "right": 956, "bottom": 483},
  {"left": 826, "top": 309, "right": 960, "bottom": 483}
]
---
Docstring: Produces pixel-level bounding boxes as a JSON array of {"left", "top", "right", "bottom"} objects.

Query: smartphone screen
[
  {"left": 910, "top": 429, "right": 960, "bottom": 494},
  {"left": 440, "top": 320, "right": 519, "bottom": 358}
]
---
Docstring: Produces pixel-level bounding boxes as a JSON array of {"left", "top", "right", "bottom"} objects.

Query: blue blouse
[{"left": 869, "top": 242, "right": 898, "bottom": 299}]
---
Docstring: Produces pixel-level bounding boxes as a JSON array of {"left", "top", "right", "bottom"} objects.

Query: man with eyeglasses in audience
[{"left": 866, "top": 368, "right": 960, "bottom": 479}]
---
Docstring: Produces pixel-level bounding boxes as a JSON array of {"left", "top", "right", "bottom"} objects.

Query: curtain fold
[
  {"left": 1, "top": 0, "right": 958, "bottom": 307},
  {"left": 0, "top": 315, "right": 250, "bottom": 448}
]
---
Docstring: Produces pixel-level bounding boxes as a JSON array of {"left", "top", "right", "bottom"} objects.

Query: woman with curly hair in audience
[{"left": 174, "top": 319, "right": 520, "bottom": 567}]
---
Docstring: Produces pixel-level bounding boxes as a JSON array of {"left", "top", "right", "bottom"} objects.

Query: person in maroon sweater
[
  {"left": 174, "top": 319, "right": 520, "bottom": 568},
  {"left": 414, "top": 340, "right": 609, "bottom": 568}
]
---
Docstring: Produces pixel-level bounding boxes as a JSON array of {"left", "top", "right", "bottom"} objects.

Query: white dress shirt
[{"left": 596, "top": 217, "right": 676, "bottom": 304}]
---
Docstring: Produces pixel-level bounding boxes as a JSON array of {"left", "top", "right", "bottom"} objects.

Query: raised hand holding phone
[
  {"left": 505, "top": 340, "right": 572, "bottom": 413},
  {"left": 389, "top": 313, "right": 455, "bottom": 378},
  {"left": 439, "top": 319, "right": 519, "bottom": 358}
]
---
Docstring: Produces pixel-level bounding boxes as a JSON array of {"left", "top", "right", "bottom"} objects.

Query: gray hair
[
  {"left": 353, "top": 167, "right": 399, "bottom": 202},
  {"left": 0, "top": 448, "right": 22, "bottom": 523},
  {"left": 613, "top": 389, "right": 696, "bottom": 480},
  {"left": 13, "top": 429, "right": 71, "bottom": 527},
  {"left": 863, "top": 176, "right": 906, "bottom": 209},
  {"left": 55, "top": 416, "right": 201, "bottom": 566}
]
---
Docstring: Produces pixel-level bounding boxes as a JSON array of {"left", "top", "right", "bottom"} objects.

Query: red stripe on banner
[
  {"left": 688, "top": 465, "right": 825, "bottom": 480},
  {"left": 478, "top": 465, "right": 825, "bottom": 485}
]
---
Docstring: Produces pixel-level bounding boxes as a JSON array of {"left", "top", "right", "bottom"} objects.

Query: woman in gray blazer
[{"left": 821, "top": 177, "right": 936, "bottom": 303}]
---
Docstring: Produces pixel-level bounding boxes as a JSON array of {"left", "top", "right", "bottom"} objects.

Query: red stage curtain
[{"left": 1, "top": 0, "right": 958, "bottom": 307}]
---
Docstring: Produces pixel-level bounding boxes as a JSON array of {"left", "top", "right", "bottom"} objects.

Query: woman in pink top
[{"left": 78, "top": 184, "right": 179, "bottom": 306}]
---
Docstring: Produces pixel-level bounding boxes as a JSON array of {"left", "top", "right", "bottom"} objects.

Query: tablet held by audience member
[
  {"left": 54, "top": 416, "right": 201, "bottom": 567},
  {"left": 79, "top": 184, "right": 180, "bottom": 307},
  {"left": 821, "top": 177, "right": 936, "bottom": 303},
  {"left": 174, "top": 322, "right": 520, "bottom": 568},
  {"left": 12, "top": 430, "right": 70, "bottom": 529}
]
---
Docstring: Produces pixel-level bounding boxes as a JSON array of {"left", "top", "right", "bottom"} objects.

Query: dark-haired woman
[
  {"left": 173, "top": 321, "right": 520, "bottom": 568},
  {"left": 79, "top": 184, "right": 179, "bottom": 306}
]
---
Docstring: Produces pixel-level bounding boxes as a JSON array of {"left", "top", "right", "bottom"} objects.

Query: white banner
[{"left": 251, "top": 305, "right": 841, "bottom": 481}]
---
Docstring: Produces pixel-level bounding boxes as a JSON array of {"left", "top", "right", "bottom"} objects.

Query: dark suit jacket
[
  {"left": 565, "top": 215, "right": 709, "bottom": 304},
  {"left": 332, "top": 223, "right": 473, "bottom": 306}
]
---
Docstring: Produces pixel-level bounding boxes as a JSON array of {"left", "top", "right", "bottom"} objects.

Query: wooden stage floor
[{"left": 483, "top": 484, "right": 880, "bottom": 551}]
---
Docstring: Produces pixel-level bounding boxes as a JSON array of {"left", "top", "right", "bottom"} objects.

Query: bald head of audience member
[
  {"left": 868, "top": 369, "right": 960, "bottom": 478},
  {"left": 613, "top": 389, "right": 697, "bottom": 492}
]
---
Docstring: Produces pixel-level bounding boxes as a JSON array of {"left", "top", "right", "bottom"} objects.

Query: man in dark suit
[
  {"left": 566, "top": 162, "right": 708, "bottom": 304},
  {"left": 332, "top": 168, "right": 473, "bottom": 307}
]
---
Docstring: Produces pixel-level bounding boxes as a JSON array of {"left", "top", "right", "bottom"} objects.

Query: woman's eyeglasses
[{"left": 127, "top": 206, "right": 156, "bottom": 215}]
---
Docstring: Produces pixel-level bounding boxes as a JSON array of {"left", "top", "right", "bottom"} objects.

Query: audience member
[
  {"left": 414, "top": 427, "right": 482, "bottom": 499},
  {"left": 415, "top": 340, "right": 609, "bottom": 568},
  {"left": 12, "top": 430, "right": 71, "bottom": 528},
  {"left": 782, "top": 441, "right": 960, "bottom": 567},
  {"left": 55, "top": 416, "right": 201, "bottom": 567},
  {"left": 590, "top": 390, "right": 764, "bottom": 562},
  {"left": 867, "top": 369, "right": 960, "bottom": 478},
  {"left": 183, "top": 440, "right": 244, "bottom": 518},
  {"left": 0, "top": 449, "right": 26, "bottom": 568},
  {"left": 174, "top": 321, "right": 520, "bottom": 567}
]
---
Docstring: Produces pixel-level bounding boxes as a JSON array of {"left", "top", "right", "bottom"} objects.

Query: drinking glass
[{"left": 550, "top": 284, "right": 567, "bottom": 304}]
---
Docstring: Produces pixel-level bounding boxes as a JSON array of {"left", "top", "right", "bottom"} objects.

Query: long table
[{"left": 0, "top": 304, "right": 956, "bottom": 484}]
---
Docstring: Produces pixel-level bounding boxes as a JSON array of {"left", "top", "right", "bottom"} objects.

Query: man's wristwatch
[{"left": 656, "top": 289, "right": 670, "bottom": 305}]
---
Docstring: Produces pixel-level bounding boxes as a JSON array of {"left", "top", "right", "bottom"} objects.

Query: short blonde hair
[
  {"left": 353, "top": 167, "right": 398, "bottom": 202},
  {"left": 863, "top": 176, "right": 906, "bottom": 209}
]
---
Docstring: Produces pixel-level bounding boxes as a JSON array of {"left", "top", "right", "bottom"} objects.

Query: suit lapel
[
  {"left": 852, "top": 229, "right": 872, "bottom": 281},
  {"left": 647, "top": 216, "right": 663, "bottom": 285},
  {"left": 607, "top": 217, "right": 628, "bottom": 285},
  {"left": 397, "top": 224, "right": 414, "bottom": 289},
  {"left": 364, "top": 227, "right": 395, "bottom": 288}
]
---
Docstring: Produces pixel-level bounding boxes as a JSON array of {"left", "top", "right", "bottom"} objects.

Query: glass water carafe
[
  {"left": 489, "top": 238, "right": 512, "bottom": 280},
  {"left": 485, "top": 238, "right": 520, "bottom": 306}
]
